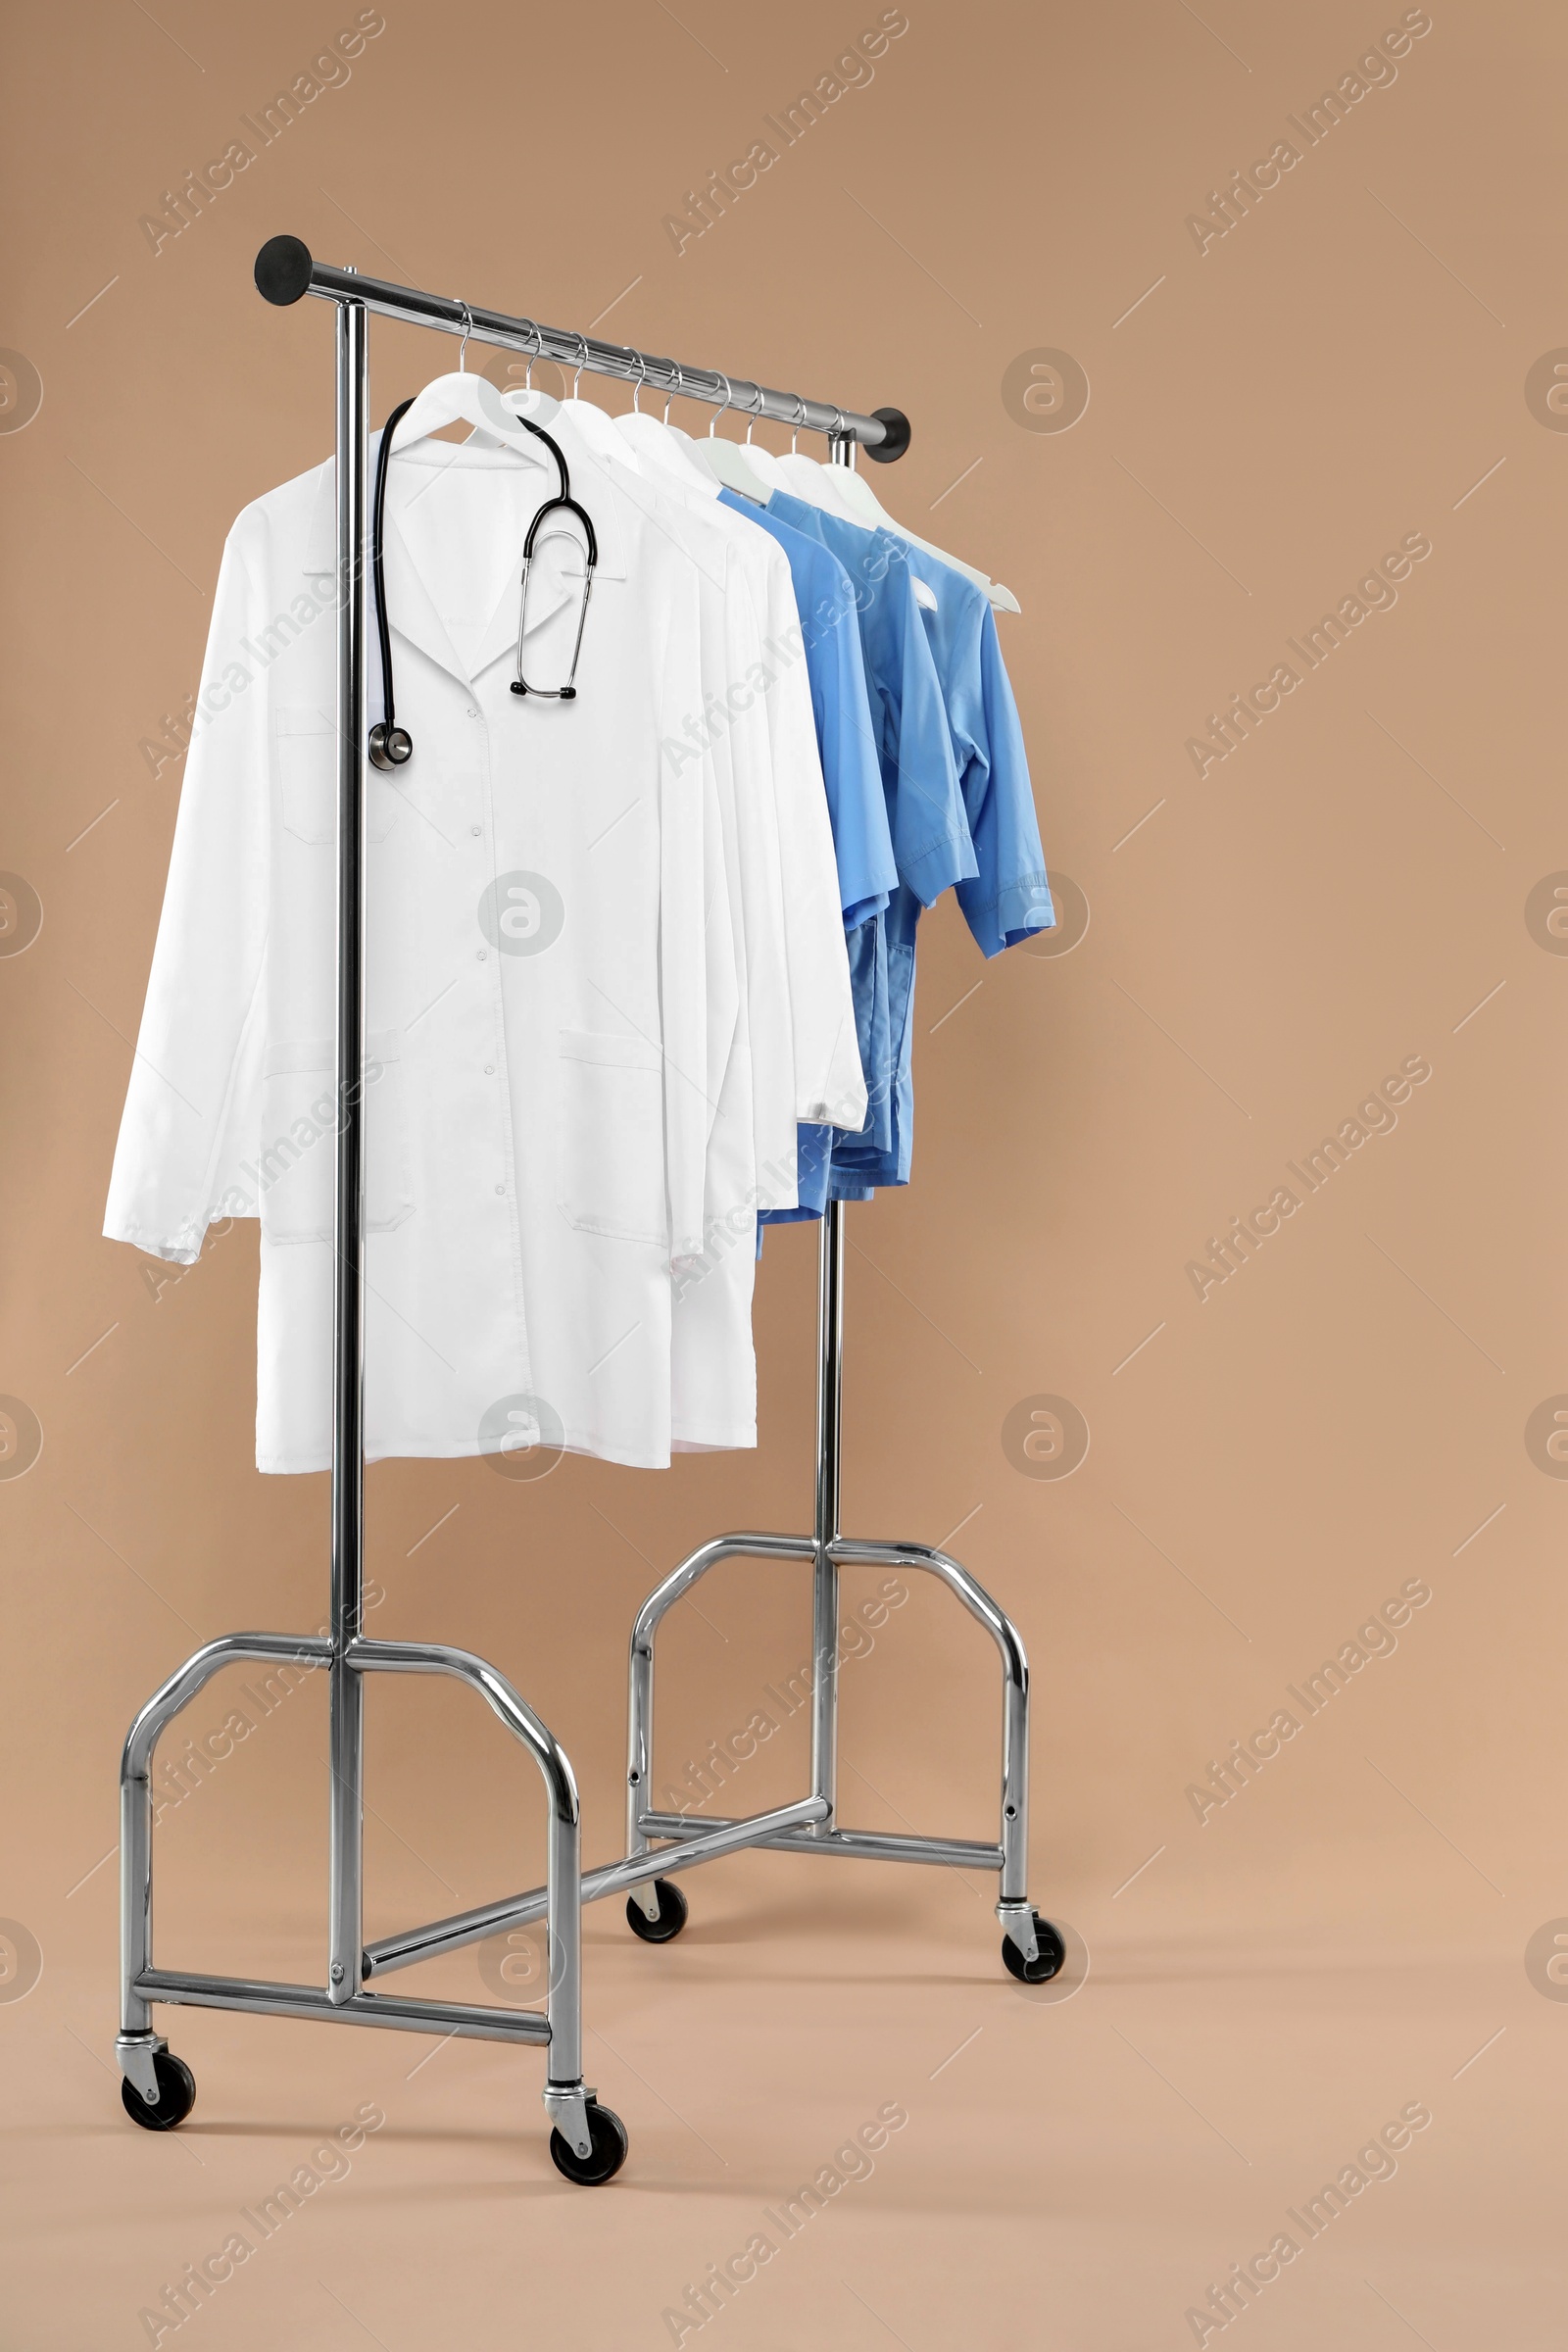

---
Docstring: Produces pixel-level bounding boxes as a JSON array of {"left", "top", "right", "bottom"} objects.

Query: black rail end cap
[
  {"left": 255, "top": 236, "right": 314, "bottom": 307},
  {"left": 865, "top": 405, "right": 911, "bottom": 465}
]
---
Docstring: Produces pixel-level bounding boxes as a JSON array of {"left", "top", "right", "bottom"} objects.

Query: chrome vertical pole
[
  {"left": 328, "top": 283, "right": 368, "bottom": 2004},
  {"left": 808, "top": 431, "right": 860, "bottom": 1832},
  {"left": 809, "top": 1202, "right": 846, "bottom": 1826}
]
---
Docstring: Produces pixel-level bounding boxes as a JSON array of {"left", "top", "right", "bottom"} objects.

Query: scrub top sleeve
[
  {"left": 811, "top": 564, "right": 897, "bottom": 930},
  {"left": 104, "top": 514, "right": 271, "bottom": 1265},
  {"left": 954, "top": 604, "right": 1056, "bottom": 957},
  {"left": 884, "top": 556, "right": 975, "bottom": 909}
]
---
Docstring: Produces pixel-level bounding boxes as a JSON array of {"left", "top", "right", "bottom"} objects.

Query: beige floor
[{"left": 5, "top": 1841, "right": 1555, "bottom": 2351}]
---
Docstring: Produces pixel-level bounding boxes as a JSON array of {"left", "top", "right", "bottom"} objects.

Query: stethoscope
[{"left": 368, "top": 395, "right": 599, "bottom": 771}]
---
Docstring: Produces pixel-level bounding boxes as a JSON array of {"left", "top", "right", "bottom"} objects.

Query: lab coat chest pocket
[
  {"left": 259, "top": 1031, "right": 415, "bottom": 1244},
  {"left": 274, "top": 707, "right": 396, "bottom": 843},
  {"left": 556, "top": 1028, "right": 666, "bottom": 1246}
]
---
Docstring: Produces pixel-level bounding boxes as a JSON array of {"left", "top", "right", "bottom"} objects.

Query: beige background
[{"left": 3, "top": 0, "right": 1565, "bottom": 2343}]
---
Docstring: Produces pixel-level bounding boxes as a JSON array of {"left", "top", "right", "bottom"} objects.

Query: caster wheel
[
  {"left": 549, "top": 2098, "right": 629, "bottom": 2186},
  {"left": 1002, "top": 1913, "right": 1065, "bottom": 1985},
  {"left": 121, "top": 2051, "right": 197, "bottom": 2132},
  {"left": 626, "top": 1878, "right": 688, "bottom": 1944}
]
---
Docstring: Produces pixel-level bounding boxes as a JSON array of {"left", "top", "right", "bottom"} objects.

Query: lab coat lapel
[
  {"left": 378, "top": 505, "right": 471, "bottom": 689},
  {"left": 301, "top": 440, "right": 469, "bottom": 692}
]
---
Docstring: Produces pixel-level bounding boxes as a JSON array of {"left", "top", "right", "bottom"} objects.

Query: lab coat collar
[
  {"left": 547, "top": 410, "right": 729, "bottom": 595},
  {"left": 302, "top": 434, "right": 631, "bottom": 691}
]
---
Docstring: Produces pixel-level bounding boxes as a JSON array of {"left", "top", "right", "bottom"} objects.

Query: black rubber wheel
[
  {"left": 121, "top": 2050, "right": 197, "bottom": 2132},
  {"left": 625, "top": 1878, "right": 688, "bottom": 1943},
  {"left": 1002, "top": 1914, "right": 1066, "bottom": 1984},
  {"left": 549, "top": 2098, "right": 629, "bottom": 2185}
]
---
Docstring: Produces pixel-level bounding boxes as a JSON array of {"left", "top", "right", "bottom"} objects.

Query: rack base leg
[
  {"left": 619, "top": 1530, "right": 1061, "bottom": 1983},
  {"left": 114, "top": 1628, "right": 628, "bottom": 2180}
]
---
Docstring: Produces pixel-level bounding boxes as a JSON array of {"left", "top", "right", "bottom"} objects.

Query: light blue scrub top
[
  {"left": 717, "top": 489, "right": 896, "bottom": 933},
  {"left": 762, "top": 493, "right": 978, "bottom": 1200},
  {"left": 839, "top": 531, "right": 1056, "bottom": 1188}
]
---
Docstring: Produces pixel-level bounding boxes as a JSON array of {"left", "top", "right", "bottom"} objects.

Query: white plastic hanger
[
  {"left": 692, "top": 382, "right": 789, "bottom": 494},
  {"left": 813, "top": 414, "right": 1021, "bottom": 614},
  {"left": 750, "top": 400, "right": 932, "bottom": 609},
  {"left": 681, "top": 376, "right": 780, "bottom": 496},
  {"left": 760, "top": 397, "right": 847, "bottom": 515},
  {"left": 543, "top": 331, "right": 632, "bottom": 468},
  {"left": 393, "top": 303, "right": 559, "bottom": 461},
  {"left": 615, "top": 362, "right": 722, "bottom": 496},
  {"left": 681, "top": 373, "right": 771, "bottom": 504},
  {"left": 763, "top": 396, "right": 1021, "bottom": 615}
]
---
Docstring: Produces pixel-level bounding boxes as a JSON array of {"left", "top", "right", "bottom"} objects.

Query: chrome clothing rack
[{"left": 113, "top": 237, "right": 1056, "bottom": 2186}]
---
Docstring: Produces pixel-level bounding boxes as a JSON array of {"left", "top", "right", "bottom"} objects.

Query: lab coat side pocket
[
  {"left": 258, "top": 1030, "right": 415, "bottom": 1244},
  {"left": 274, "top": 706, "right": 396, "bottom": 844},
  {"left": 555, "top": 1028, "right": 668, "bottom": 1247}
]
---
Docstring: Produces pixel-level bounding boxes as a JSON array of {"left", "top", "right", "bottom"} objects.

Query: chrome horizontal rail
[
  {"left": 637, "top": 1814, "right": 1005, "bottom": 1873},
  {"left": 135, "top": 1968, "right": 550, "bottom": 2043},
  {"left": 364, "top": 1794, "right": 830, "bottom": 1978},
  {"left": 253, "top": 236, "right": 910, "bottom": 457}
]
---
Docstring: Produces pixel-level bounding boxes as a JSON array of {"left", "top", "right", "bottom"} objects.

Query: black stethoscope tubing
[{"left": 367, "top": 401, "right": 598, "bottom": 771}]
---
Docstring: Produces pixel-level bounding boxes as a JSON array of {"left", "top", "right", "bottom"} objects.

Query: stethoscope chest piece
[{"left": 368, "top": 722, "right": 413, "bottom": 769}]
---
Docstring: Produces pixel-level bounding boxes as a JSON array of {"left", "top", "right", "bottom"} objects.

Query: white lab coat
[{"left": 105, "top": 428, "right": 860, "bottom": 1471}]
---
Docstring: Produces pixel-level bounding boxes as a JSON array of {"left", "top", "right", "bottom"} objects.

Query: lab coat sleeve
[
  {"left": 104, "top": 514, "right": 270, "bottom": 1264},
  {"left": 759, "top": 548, "right": 868, "bottom": 1133},
  {"left": 658, "top": 572, "right": 713, "bottom": 1265}
]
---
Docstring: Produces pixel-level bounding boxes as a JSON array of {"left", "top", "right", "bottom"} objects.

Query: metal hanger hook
[
  {"left": 709, "top": 371, "right": 735, "bottom": 438},
  {"left": 631, "top": 351, "right": 647, "bottom": 414},
  {"left": 572, "top": 332, "right": 589, "bottom": 399},
  {"left": 744, "top": 382, "right": 764, "bottom": 445},
  {"left": 663, "top": 363, "right": 683, "bottom": 427},
  {"left": 790, "top": 393, "right": 808, "bottom": 454},
  {"left": 517, "top": 319, "right": 540, "bottom": 394},
  {"left": 453, "top": 300, "right": 474, "bottom": 372}
]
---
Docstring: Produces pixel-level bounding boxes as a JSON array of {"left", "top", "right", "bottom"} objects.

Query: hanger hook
[
  {"left": 790, "top": 392, "right": 808, "bottom": 454},
  {"left": 744, "top": 382, "right": 764, "bottom": 445},
  {"left": 455, "top": 299, "right": 472, "bottom": 373},
  {"left": 709, "top": 371, "right": 735, "bottom": 438},
  {"left": 631, "top": 351, "right": 647, "bottom": 415},
  {"left": 663, "top": 363, "right": 683, "bottom": 427},
  {"left": 572, "top": 332, "right": 589, "bottom": 399}
]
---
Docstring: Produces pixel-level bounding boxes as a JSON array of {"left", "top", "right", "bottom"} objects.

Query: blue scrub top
[
  {"left": 746, "top": 492, "right": 1054, "bottom": 1221},
  {"left": 754, "top": 492, "right": 974, "bottom": 1218},
  {"left": 716, "top": 489, "right": 896, "bottom": 932},
  {"left": 893, "top": 539, "right": 1054, "bottom": 957}
]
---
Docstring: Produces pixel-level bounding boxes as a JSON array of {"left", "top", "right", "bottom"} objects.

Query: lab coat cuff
[{"left": 102, "top": 1214, "right": 203, "bottom": 1268}]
